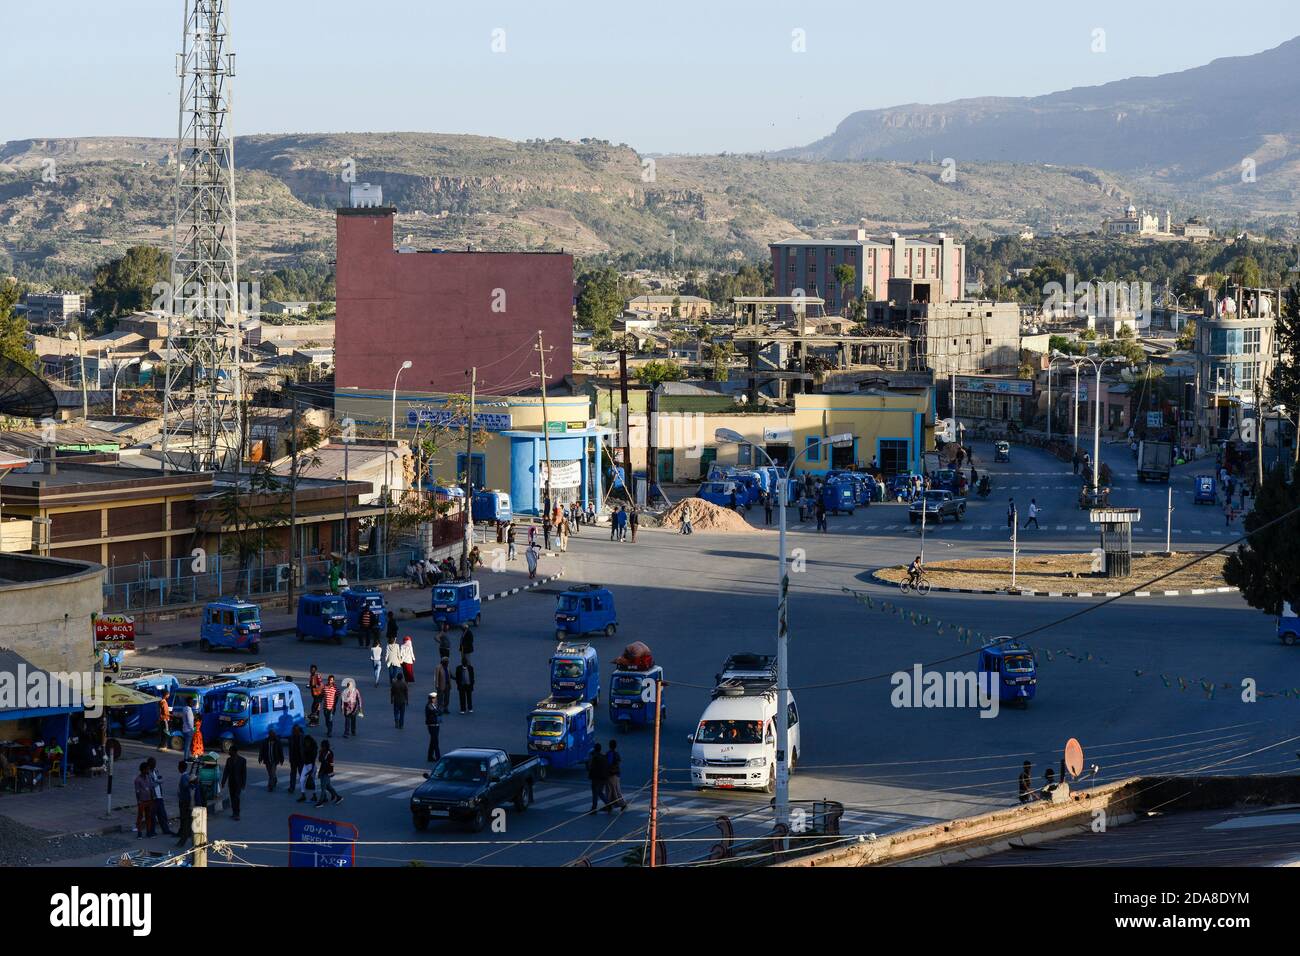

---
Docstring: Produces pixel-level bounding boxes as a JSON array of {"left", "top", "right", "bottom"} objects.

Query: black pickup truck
[
  {"left": 908, "top": 489, "right": 967, "bottom": 523},
  {"left": 410, "top": 748, "right": 546, "bottom": 832}
]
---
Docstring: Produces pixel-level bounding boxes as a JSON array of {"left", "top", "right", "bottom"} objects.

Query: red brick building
[{"left": 335, "top": 207, "right": 574, "bottom": 395}]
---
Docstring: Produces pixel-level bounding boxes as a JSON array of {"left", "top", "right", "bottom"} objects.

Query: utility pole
[
  {"left": 618, "top": 347, "right": 631, "bottom": 502},
  {"left": 462, "top": 366, "right": 477, "bottom": 572},
  {"left": 537, "top": 333, "right": 554, "bottom": 518},
  {"left": 288, "top": 395, "right": 298, "bottom": 609},
  {"left": 1165, "top": 485, "right": 1173, "bottom": 555},
  {"left": 342, "top": 434, "right": 350, "bottom": 580},
  {"left": 192, "top": 806, "right": 208, "bottom": 867},
  {"left": 1073, "top": 364, "right": 1081, "bottom": 455},
  {"left": 648, "top": 676, "right": 663, "bottom": 867},
  {"left": 1011, "top": 507, "right": 1019, "bottom": 590},
  {"left": 646, "top": 384, "right": 659, "bottom": 505}
]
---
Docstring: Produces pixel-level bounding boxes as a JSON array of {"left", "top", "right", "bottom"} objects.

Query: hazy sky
[{"left": 4, "top": 0, "right": 1299, "bottom": 153}]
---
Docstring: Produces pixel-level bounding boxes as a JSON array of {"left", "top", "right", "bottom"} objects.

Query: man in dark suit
[{"left": 220, "top": 745, "right": 248, "bottom": 821}]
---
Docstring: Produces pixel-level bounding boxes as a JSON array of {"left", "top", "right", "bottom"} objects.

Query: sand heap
[{"left": 659, "top": 497, "right": 756, "bottom": 533}]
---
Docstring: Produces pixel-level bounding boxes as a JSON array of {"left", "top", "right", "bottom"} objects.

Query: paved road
[{"left": 108, "top": 441, "right": 1298, "bottom": 867}]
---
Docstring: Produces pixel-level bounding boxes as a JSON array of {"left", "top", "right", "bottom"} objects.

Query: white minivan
[{"left": 688, "top": 682, "right": 801, "bottom": 793}]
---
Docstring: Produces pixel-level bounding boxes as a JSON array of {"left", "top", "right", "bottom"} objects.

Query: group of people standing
[{"left": 609, "top": 505, "right": 638, "bottom": 542}]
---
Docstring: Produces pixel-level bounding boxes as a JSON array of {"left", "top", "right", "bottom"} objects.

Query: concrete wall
[{"left": 0, "top": 554, "right": 103, "bottom": 674}]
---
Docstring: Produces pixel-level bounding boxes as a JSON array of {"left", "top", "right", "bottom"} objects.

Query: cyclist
[{"left": 906, "top": 555, "right": 924, "bottom": 588}]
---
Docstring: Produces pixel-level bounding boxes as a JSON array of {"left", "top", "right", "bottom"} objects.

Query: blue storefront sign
[
  {"left": 289, "top": 813, "right": 358, "bottom": 868},
  {"left": 407, "top": 409, "right": 513, "bottom": 430}
]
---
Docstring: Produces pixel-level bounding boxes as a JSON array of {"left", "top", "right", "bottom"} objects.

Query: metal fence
[{"left": 101, "top": 547, "right": 420, "bottom": 614}]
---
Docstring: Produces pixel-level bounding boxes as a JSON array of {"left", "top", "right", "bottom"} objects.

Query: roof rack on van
[
  {"left": 565, "top": 583, "right": 602, "bottom": 592},
  {"left": 716, "top": 653, "right": 777, "bottom": 684},
  {"left": 534, "top": 696, "right": 587, "bottom": 711},
  {"left": 180, "top": 674, "right": 239, "bottom": 688},
  {"left": 238, "top": 675, "right": 289, "bottom": 689},
  {"left": 114, "top": 667, "right": 165, "bottom": 682},
  {"left": 554, "top": 641, "right": 592, "bottom": 656},
  {"left": 711, "top": 679, "right": 776, "bottom": 699},
  {"left": 219, "top": 661, "right": 269, "bottom": 675}
]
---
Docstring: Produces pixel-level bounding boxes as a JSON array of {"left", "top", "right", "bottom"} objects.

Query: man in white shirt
[{"left": 1023, "top": 498, "right": 1040, "bottom": 530}]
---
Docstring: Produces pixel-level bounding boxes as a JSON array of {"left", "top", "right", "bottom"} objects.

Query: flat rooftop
[{"left": 958, "top": 805, "right": 1300, "bottom": 867}]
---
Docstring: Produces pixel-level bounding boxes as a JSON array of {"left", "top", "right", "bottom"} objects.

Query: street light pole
[{"left": 714, "top": 428, "right": 850, "bottom": 842}]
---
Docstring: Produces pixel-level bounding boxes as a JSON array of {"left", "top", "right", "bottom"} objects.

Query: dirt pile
[{"left": 658, "top": 497, "right": 756, "bottom": 533}]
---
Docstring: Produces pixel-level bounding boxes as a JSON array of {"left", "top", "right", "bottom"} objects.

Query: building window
[
  {"left": 878, "top": 439, "right": 909, "bottom": 477},
  {"left": 738, "top": 444, "right": 752, "bottom": 466},
  {"left": 805, "top": 436, "right": 820, "bottom": 463},
  {"left": 1243, "top": 328, "right": 1261, "bottom": 353}
]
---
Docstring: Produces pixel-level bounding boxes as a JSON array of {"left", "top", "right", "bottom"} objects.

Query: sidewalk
[{"left": 134, "top": 550, "right": 566, "bottom": 652}]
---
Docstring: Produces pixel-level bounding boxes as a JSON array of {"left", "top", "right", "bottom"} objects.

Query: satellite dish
[
  {"left": 0, "top": 355, "right": 58, "bottom": 420},
  {"left": 1064, "top": 737, "right": 1084, "bottom": 779}
]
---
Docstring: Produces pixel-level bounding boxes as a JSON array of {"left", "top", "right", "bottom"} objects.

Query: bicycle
[{"left": 898, "top": 573, "right": 931, "bottom": 596}]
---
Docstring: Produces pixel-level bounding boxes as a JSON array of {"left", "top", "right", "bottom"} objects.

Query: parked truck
[
  {"left": 1136, "top": 440, "right": 1172, "bottom": 483},
  {"left": 409, "top": 748, "right": 545, "bottom": 832}
]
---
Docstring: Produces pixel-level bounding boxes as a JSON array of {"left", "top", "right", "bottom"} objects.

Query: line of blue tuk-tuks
[
  {"left": 107, "top": 660, "right": 306, "bottom": 752},
  {"left": 524, "top": 585, "right": 664, "bottom": 772}
]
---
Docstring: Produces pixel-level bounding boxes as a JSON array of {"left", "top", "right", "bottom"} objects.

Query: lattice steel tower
[{"left": 162, "top": 0, "right": 242, "bottom": 471}]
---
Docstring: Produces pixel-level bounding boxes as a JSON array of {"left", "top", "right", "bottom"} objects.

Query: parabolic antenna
[{"left": 0, "top": 354, "right": 58, "bottom": 420}]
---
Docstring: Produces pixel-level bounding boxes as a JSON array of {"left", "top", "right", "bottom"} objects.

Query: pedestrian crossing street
[{"left": 322, "top": 769, "right": 926, "bottom": 837}]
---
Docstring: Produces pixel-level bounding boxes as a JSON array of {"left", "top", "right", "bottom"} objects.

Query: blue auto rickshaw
[
  {"left": 696, "top": 479, "right": 739, "bottom": 509},
  {"left": 1279, "top": 602, "right": 1300, "bottom": 646},
  {"left": 1193, "top": 475, "right": 1217, "bottom": 505},
  {"left": 343, "top": 587, "right": 388, "bottom": 635},
  {"left": 107, "top": 668, "right": 180, "bottom": 737},
  {"left": 296, "top": 592, "right": 348, "bottom": 643},
  {"left": 472, "top": 489, "right": 512, "bottom": 523},
  {"left": 931, "top": 469, "right": 960, "bottom": 493},
  {"left": 821, "top": 478, "right": 856, "bottom": 515},
  {"left": 101, "top": 647, "right": 126, "bottom": 673},
  {"left": 994, "top": 441, "right": 1011, "bottom": 463},
  {"left": 199, "top": 598, "right": 263, "bottom": 653},
  {"left": 171, "top": 674, "right": 242, "bottom": 744},
  {"left": 550, "top": 642, "right": 600, "bottom": 704},
  {"left": 527, "top": 698, "right": 596, "bottom": 770},
  {"left": 432, "top": 580, "right": 482, "bottom": 628},
  {"left": 554, "top": 584, "right": 617, "bottom": 640},
  {"left": 215, "top": 675, "right": 306, "bottom": 750},
  {"left": 609, "top": 664, "right": 665, "bottom": 730},
  {"left": 733, "top": 472, "right": 762, "bottom": 507},
  {"left": 977, "top": 642, "right": 1038, "bottom": 706}
]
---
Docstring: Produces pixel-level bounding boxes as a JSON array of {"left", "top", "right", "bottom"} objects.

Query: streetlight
[
  {"left": 714, "top": 426, "right": 853, "bottom": 842},
  {"left": 1052, "top": 350, "right": 1087, "bottom": 461},
  {"left": 382, "top": 359, "right": 413, "bottom": 562},
  {"left": 1062, "top": 353, "right": 1127, "bottom": 491},
  {"left": 110, "top": 357, "right": 141, "bottom": 417},
  {"left": 66, "top": 330, "right": 88, "bottom": 418},
  {"left": 1046, "top": 354, "right": 1076, "bottom": 442}
]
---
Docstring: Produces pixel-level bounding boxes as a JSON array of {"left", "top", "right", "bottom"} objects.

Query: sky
[{"left": 3, "top": 0, "right": 1300, "bottom": 154}]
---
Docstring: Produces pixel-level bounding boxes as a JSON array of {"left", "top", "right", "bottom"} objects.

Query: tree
[
  {"left": 89, "top": 246, "right": 169, "bottom": 328},
  {"left": 216, "top": 465, "right": 289, "bottom": 592},
  {"left": 1228, "top": 255, "right": 1262, "bottom": 290},
  {"left": 1175, "top": 317, "right": 1197, "bottom": 351},
  {"left": 1268, "top": 284, "right": 1300, "bottom": 415},
  {"left": 636, "top": 360, "right": 685, "bottom": 386},
  {"left": 1223, "top": 462, "right": 1300, "bottom": 615},
  {"left": 0, "top": 282, "right": 36, "bottom": 372},
  {"left": 833, "top": 264, "right": 857, "bottom": 316}
]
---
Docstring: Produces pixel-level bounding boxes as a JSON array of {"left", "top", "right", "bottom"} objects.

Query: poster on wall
[
  {"left": 540, "top": 460, "right": 581, "bottom": 489},
  {"left": 93, "top": 613, "right": 136, "bottom": 652}
]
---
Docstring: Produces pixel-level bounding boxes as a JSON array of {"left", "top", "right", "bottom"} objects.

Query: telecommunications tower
[{"left": 162, "top": 0, "right": 243, "bottom": 471}]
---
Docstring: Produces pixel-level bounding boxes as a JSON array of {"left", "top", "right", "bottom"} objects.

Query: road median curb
[{"left": 868, "top": 567, "right": 1238, "bottom": 599}]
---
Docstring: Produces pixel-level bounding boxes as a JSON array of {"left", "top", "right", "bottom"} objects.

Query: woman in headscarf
[
  {"left": 340, "top": 678, "right": 363, "bottom": 738},
  {"left": 400, "top": 634, "right": 416, "bottom": 683},
  {"left": 525, "top": 542, "right": 540, "bottom": 580},
  {"left": 435, "top": 656, "right": 452, "bottom": 714}
]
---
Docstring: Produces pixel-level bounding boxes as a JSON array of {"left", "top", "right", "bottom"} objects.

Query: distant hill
[
  {"left": 0, "top": 129, "right": 1280, "bottom": 279},
  {"left": 782, "top": 38, "right": 1300, "bottom": 218}
]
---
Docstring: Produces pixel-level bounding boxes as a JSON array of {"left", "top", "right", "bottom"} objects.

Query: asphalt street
[{"left": 106, "top": 440, "right": 1299, "bottom": 868}]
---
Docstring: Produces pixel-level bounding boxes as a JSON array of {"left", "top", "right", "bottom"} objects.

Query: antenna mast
[{"left": 162, "top": 0, "right": 242, "bottom": 472}]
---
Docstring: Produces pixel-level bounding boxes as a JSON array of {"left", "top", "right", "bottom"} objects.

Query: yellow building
[
  {"left": 334, "top": 385, "right": 932, "bottom": 509},
  {"left": 626, "top": 390, "right": 934, "bottom": 482}
]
